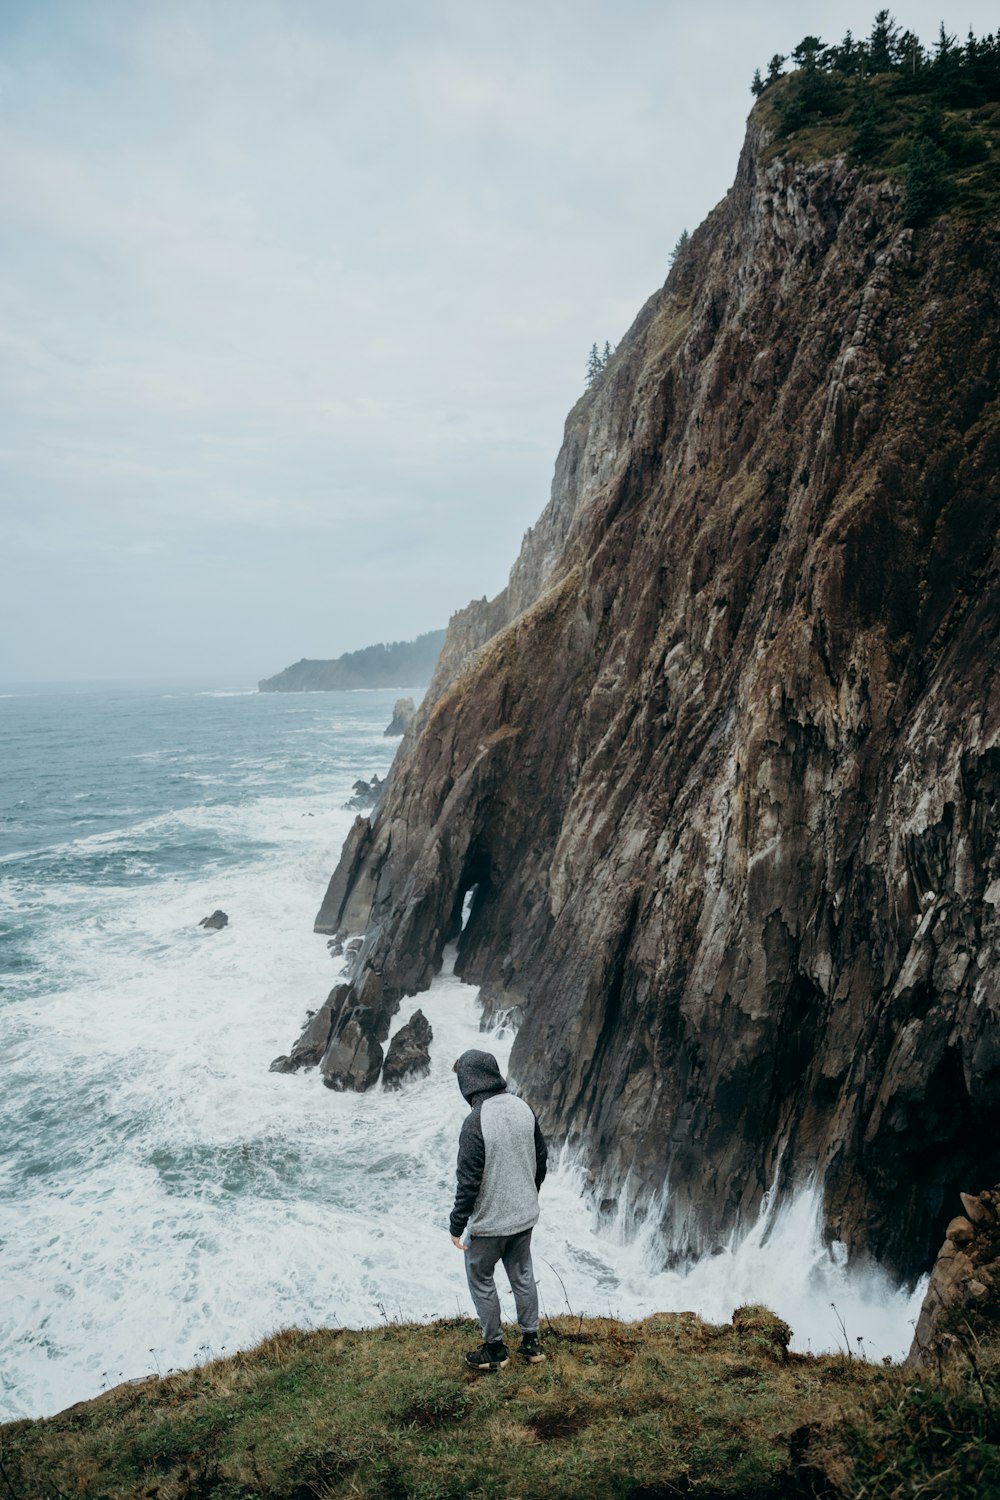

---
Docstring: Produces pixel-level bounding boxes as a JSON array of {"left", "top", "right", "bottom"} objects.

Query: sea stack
[{"left": 384, "top": 698, "right": 416, "bottom": 737}]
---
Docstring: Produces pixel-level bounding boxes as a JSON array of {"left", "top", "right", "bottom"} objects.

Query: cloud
[{"left": 2, "top": 0, "right": 998, "bottom": 677}]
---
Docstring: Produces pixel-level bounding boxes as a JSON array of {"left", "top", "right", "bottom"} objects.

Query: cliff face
[{"left": 298, "top": 118, "right": 1000, "bottom": 1281}]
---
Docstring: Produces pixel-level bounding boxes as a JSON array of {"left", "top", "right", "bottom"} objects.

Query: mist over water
[{"left": 0, "top": 686, "right": 924, "bottom": 1421}]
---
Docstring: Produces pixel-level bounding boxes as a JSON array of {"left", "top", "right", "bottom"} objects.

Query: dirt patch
[{"left": 528, "top": 1406, "right": 591, "bottom": 1441}]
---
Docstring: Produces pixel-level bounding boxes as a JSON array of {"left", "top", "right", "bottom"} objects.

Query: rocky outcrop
[
  {"left": 285, "top": 109, "right": 1000, "bottom": 1281},
  {"left": 199, "top": 910, "right": 228, "bottom": 930},
  {"left": 270, "top": 987, "right": 350, "bottom": 1073},
  {"left": 384, "top": 699, "right": 416, "bottom": 737},
  {"left": 908, "top": 1188, "right": 1000, "bottom": 1364},
  {"left": 319, "top": 1009, "right": 383, "bottom": 1092},
  {"left": 382, "top": 1009, "right": 433, "bottom": 1089},
  {"left": 270, "top": 983, "right": 383, "bottom": 1089},
  {"left": 315, "top": 818, "right": 374, "bottom": 936},
  {"left": 343, "top": 775, "right": 384, "bottom": 810}
]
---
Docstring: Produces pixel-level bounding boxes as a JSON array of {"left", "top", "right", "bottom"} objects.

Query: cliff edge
[{"left": 290, "top": 105, "right": 1000, "bottom": 1281}]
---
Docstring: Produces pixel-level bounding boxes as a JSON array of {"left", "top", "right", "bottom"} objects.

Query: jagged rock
[
  {"left": 382, "top": 1009, "right": 433, "bottom": 1089},
  {"left": 343, "top": 776, "right": 384, "bottom": 811},
  {"left": 908, "top": 1242, "right": 977, "bottom": 1365},
  {"left": 327, "top": 937, "right": 345, "bottom": 957},
  {"left": 960, "top": 1192, "right": 995, "bottom": 1224},
  {"left": 384, "top": 698, "right": 416, "bottom": 737},
  {"left": 908, "top": 1186, "right": 1000, "bottom": 1364},
  {"left": 199, "top": 910, "right": 228, "bottom": 930},
  {"left": 288, "top": 106, "right": 1000, "bottom": 1277},
  {"left": 315, "top": 818, "right": 373, "bottom": 936},
  {"left": 269, "top": 984, "right": 353, "bottom": 1073},
  {"left": 270, "top": 984, "right": 385, "bottom": 1087},
  {"left": 320, "top": 1008, "right": 383, "bottom": 1092}
]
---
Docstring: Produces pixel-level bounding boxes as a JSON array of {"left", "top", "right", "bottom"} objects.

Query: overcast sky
[{"left": 1, "top": 0, "right": 995, "bottom": 682}]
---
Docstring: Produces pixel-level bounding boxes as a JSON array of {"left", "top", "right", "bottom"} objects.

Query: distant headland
[{"left": 258, "top": 630, "right": 445, "bottom": 692}]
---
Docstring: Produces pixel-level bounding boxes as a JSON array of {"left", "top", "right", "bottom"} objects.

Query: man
[{"left": 449, "top": 1049, "right": 548, "bottom": 1371}]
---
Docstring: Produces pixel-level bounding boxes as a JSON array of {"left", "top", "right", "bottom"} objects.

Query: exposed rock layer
[
  {"left": 382, "top": 1009, "right": 433, "bottom": 1089},
  {"left": 292, "top": 117, "right": 1000, "bottom": 1280}
]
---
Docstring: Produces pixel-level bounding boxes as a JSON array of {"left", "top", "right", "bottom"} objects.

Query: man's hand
[{"left": 450, "top": 1234, "right": 467, "bottom": 1251}]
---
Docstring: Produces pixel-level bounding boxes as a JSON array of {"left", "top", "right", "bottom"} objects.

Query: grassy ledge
[
  {"left": 754, "top": 78, "right": 1000, "bottom": 225},
  {"left": 2, "top": 1308, "right": 999, "bottom": 1499}
]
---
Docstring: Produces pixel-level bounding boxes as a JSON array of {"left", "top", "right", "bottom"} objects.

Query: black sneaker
[
  {"left": 519, "top": 1333, "right": 545, "bottom": 1364},
  {"left": 465, "top": 1340, "right": 509, "bottom": 1372}
]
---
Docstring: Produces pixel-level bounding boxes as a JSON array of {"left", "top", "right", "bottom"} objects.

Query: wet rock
[
  {"left": 320, "top": 1007, "right": 383, "bottom": 1091},
  {"left": 327, "top": 937, "right": 345, "bottom": 957},
  {"left": 199, "top": 910, "right": 228, "bottom": 930},
  {"left": 270, "top": 984, "right": 353, "bottom": 1073},
  {"left": 382, "top": 1009, "right": 433, "bottom": 1089},
  {"left": 314, "top": 817, "right": 372, "bottom": 936},
  {"left": 384, "top": 698, "right": 416, "bottom": 737},
  {"left": 343, "top": 776, "right": 384, "bottom": 811}
]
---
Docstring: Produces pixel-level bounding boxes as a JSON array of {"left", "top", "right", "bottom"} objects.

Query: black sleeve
[
  {"left": 449, "top": 1109, "right": 485, "bottom": 1237},
  {"left": 534, "top": 1115, "right": 548, "bottom": 1191}
]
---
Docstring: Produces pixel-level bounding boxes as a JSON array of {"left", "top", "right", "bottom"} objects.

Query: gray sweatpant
[{"left": 464, "top": 1227, "right": 539, "bottom": 1345}]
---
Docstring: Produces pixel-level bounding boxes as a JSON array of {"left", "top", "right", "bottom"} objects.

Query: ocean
[{"left": 0, "top": 683, "right": 925, "bottom": 1421}]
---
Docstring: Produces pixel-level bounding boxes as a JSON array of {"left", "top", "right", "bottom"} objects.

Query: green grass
[
  {"left": 755, "top": 80, "right": 1000, "bottom": 223},
  {"left": 3, "top": 1308, "right": 999, "bottom": 1498}
]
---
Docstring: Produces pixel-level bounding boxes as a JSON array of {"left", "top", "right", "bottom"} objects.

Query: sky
[{"left": 1, "top": 1, "right": 996, "bottom": 682}]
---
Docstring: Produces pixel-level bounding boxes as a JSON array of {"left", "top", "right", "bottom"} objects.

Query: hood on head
[{"left": 454, "top": 1049, "right": 506, "bottom": 1103}]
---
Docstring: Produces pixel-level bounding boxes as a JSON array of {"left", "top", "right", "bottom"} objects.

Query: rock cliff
[{"left": 293, "top": 112, "right": 1000, "bottom": 1281}]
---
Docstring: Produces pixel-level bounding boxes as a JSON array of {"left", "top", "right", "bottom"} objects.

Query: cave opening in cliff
[{"left": 445, "top": 844, "right": 492, "bottom": 949}]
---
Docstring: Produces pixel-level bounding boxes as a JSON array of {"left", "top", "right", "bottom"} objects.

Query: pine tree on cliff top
[{"left": 868, "top": 8, "right": 903, "bottom": 71}]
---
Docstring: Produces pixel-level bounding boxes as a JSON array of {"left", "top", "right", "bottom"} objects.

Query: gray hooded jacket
[{"left": 449, "top": 1050, "right": 548, "bottom": 1239}]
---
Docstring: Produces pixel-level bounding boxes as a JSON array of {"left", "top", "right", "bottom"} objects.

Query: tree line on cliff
[
  {"left": 752, "top": 11, "right": 1000, "bottom": 109},
  {"left": 258, "top": 628, "right": 446, "bottom": 692},
  {"left": 750, "top": 11, "right": 1000, "bottom": 227}
]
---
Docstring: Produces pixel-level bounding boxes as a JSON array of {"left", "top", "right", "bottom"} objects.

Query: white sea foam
[{"left": 1, "top": 773, "right": 925, "bottom": 1422}]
